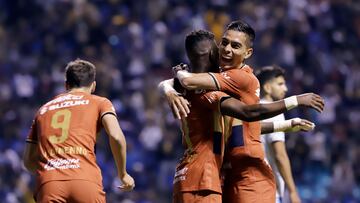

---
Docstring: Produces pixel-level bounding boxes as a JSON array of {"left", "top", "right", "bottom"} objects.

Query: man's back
[
  {"left": 173, "top": 90, "right": 226, "bottom": 194},
  {"left": 27, "top": 91, "right": 115, "bottom": 190},
  {"left": 24, "top": 59, "right": 134, "bottom": 202}
]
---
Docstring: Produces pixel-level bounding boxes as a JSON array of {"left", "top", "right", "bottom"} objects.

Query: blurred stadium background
[{"left": 0, "top": 0, "right": 359, "bottom": 202}]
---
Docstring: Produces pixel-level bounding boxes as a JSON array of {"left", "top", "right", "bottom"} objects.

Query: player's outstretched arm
[
  {"left": 23, "top": 142, "right": 38, "bottom": 173},
  {"left": 102, "top": 114, "right": 135, "bottom": 191},
  {"left": 173, "top": 64, "right": 218, "bottom": 90},
  {"left": 158, "top": 78, "right": 190, "bottom": 119},
  {"left": 260, "top": 118, "right": 315, "bottom": 134},
  {"left": 220, "top": 97, "right": 286, "bottom": 122},
  {"left": 220, "top": 93, "right": 324, "bottom": 122}
]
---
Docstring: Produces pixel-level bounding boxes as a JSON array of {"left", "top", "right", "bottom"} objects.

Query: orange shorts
[
  {"left": 223, "top": 179, "right": 275, "bottom": 203},
  {"left": 173, "top": 190, "right": 221, "bottom": 203},
  {"left": 36, "top": 180, "right": 106, "bottom": 203}
]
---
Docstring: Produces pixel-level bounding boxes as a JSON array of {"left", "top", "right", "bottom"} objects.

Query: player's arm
[
  {"left": 260, "top": 118, "right": 315, "bottom": 134},
  {"left": 220, "top": 93, "right": 324, "bottom": 122},
  {"left": 272, "top": 141, "right": 301, "bottom": 203},
  {"left": 175, "top": 69, "right": 218, "bottom": 90},
  {"left": 201, "top": 91, "right": 317, "bottom": 134},
  {"left": 158, "top": 78, "right": 190, "bottom": 119},
  {"left": 23, "top": 142, "right": 38, "bottom": 173},
  {"left": 23, "top": 119, "right": 39, "bottom": 173},
  {"left": 220, "top": 97, "right": 285, "bottom": 122},
  {"left": 102, "top": 114, "right": 135, "bottom": 191}
]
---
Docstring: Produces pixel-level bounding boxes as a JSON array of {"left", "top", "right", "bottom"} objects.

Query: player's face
[
  {"left": 219, "top": 30, "right": 253, "bottom": 70},
  {"left": 188, "top": 39, "right": 218, "bottom": 73},
  {"left": 268, "top": 76, "right": 288, "bottom": 100}
]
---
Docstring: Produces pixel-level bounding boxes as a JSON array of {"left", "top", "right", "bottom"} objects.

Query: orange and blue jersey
[
  {"left": 173, "top": 89, "right": 229, "bottom": 194},
  {"left": 26, "top": 92, "right": 116, "bottom": 194},
  {"left": 209, "top": 65, "right": 274, "bottom": 185}
]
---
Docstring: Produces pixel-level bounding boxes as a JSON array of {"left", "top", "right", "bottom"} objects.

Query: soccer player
[
  {"left": 160, "top": 30, "right": 324, "bottom": 203},
  {"left": 23, "top": 59, "right": 135, "bottom": 202},
  {"left": 173, "top": 21, "right": 324, "bottom": 203},
  {"left": 256, "top": 66, "right": 301, "bottom": 203}
]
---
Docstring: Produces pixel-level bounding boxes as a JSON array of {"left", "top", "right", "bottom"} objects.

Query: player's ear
[
  {"left": 244, "top": 47, "right": 253, "bottom": 59},
  {"left": 263, "top": 83, "right": 271, "bottom": 95}
]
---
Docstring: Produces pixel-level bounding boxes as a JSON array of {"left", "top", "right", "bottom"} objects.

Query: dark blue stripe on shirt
[
  {"left": 228, "top": 125, "right": 244, "bottom": 148},
  {"left": 213, "top": 131, "right": 222, "bottom": 154}
]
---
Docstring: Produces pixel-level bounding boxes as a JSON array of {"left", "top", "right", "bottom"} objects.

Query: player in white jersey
[{"left": 256, "top": 65, "right": 301, "bottom": 203}]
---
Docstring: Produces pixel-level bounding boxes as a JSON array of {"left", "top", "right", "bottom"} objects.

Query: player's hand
[
  {"left": 165, "top": 90, "right": 190, "bottom": 119},
  {"left": 296, "top": 93, "right": 325, "bottom": 113},
  {"left": 117, "top": 173, "right": 135, "bottom": 191},
  {"left": 289, "top": 191, "right": 301, "bottom": 203},
  {"left": 288, "top": 118, "right": 315, "bottom": 132},
  {"left": 172, "top": 63, "right": 189, "bottom": 76}
]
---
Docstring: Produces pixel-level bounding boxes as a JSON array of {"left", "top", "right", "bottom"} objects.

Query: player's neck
[
  {"left": 237, "top": 62, "right": 246, "bottom": 69},
  {"left": 238, "top": 62, "right": 246, "bottom": 68},
  {"left": 262, "top": 95, "right": 274, "bottom": 102},
  {"left": 67, "top": 87, "right": 92, "bottom": 94}
]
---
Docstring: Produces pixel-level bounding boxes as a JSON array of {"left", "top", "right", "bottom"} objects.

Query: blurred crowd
[{"left": 0, "top": 0, "right": 359, "bottom": 202}]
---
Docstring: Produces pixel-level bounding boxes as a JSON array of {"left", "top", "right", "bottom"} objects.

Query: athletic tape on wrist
[
  {"left": 273, "top": 120, "right": 292, "bottom": 132},
  {"left": 284, "top": 96, "right": 298, "bottom": 110}
]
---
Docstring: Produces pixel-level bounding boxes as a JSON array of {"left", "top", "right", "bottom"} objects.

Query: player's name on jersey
[
  {"left": 45, "top": 94, "right": 85, "bottom": 106},
  {"left": 43, "top": 146, "right": 88, "bottom": 158},
  {"left": 40, "top": 99, "right": 89, "bottom": 114},
  {"left": 44, "top": 158, "right": 80, "bottom": 171}
]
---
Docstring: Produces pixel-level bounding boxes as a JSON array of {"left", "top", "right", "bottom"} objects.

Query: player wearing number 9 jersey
[{"left": 23, "top": 59, "right": 135, "bottom": 203}]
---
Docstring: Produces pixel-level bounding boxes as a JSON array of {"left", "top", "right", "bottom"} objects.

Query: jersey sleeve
[
  {"left": 26, "top": 119, "right": 38, "bottom": 144},
  {"left": 99, "top": 98, "right": 117, "bottom": 119},
  {"left": 199, "top": 91, "right": 230, "bottom": 112},
  {"left": 209, "top": 69, "right": 252, "bottom": 97}
]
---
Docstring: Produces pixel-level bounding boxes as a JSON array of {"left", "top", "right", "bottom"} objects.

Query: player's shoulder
[
  {"left": 223, "top": 65, "right": 255, "bottom": 76},
  {"left": 242, "top": 64, "right": 254, "bottom": 73},
  {"left": 36, "top": 93, "right": 67, "bottom": 116},
  {"left": 88, "top": 94, "right": 111, "bottom": 104}
]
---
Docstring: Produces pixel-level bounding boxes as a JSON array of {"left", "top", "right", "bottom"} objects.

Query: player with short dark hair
[
  {"left": 161, "top": 28, "right": 324, "bottom": 202},
  {"left": 23, "top": 59, "right": 135, "bottom": 202},
  {"left": 65, "top": 59, "right": 96, "bottom": 88},
  {"left": 256, "top": 65, "right": 301, "bottom": 203},
  {"left": 256, "top": 65, "right": 286, "bottom": 99}
]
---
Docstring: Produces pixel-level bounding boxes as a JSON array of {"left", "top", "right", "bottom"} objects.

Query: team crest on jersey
[
  {"left": 221, "top": 72, "right": 231, "bottom": 79},
  {"left": 173, "top": 167, "right": 188, "bottom": 184}
]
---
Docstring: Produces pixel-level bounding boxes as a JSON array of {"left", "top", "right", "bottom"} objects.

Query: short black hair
[
  {"left": 185, "top": 30, "right": 215, "bottom": 53},
  {"left": 65, "top": 59, "right": 96, "bottom": 88},
  {"left": 255, "top": 65, "right": 285, "bottom": 88},
  {"left": 226, "top": 20, "right": 255, "bottom": 47}
]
